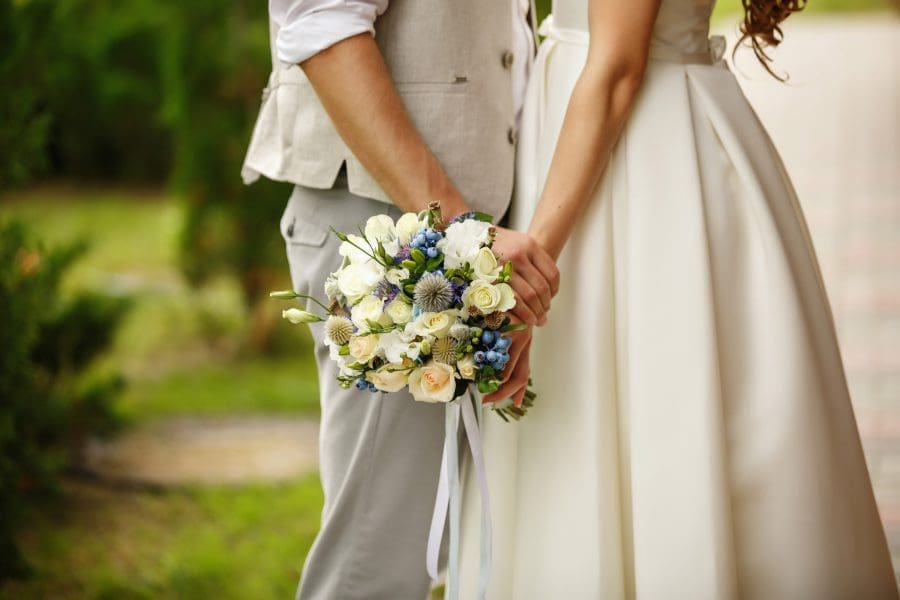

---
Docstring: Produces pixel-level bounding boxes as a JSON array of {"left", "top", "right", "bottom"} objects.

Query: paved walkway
[
  {"left": 83, "top": 416, "right": 319, "bottom": 486},
  {"left": 720, "top": 14, "right": 900, "bottom": 579}
]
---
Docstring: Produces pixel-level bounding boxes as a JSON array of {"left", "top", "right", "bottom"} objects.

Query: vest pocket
[
  {"left": 395, "top": 78, "right": 470, "bottom": 94},
  {"left": 282, "top": 215, "right": 329, "bottom": 247}
]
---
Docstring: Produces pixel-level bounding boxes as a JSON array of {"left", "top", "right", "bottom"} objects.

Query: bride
[{"left": 459, "top": 0, "right": 898, "bottom": 598}]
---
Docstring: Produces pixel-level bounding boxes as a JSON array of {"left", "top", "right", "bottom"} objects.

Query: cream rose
[
  {"left": 396, "top": 213, "right": 426, "bottom": 246},
  {"left": 471, "top": 247, "right": 501, "bottom": 282},
  {"left": 364, "top": 214, "right": 396, "bottom": 245},
  {"left": 351, "top": 295, "right": 388, "bottom": 330},
  {"left": 336, "top": 261, "right": 384, "bottom": 303},
  {"left": 409, "top": 310, "right": 457, "bottom": 338},
  {"left": 385, "top": 297, "right": 413, "bottom": 325},
  {"left": 408, "top": 361, "right": 457, "bottom": 403},
  {"left": 385, "top": 267, "right": 410, "bottom": 287},
  {"left": 462, "top": 281, "right": 516, "bottom": 315},
  {"left": 348, "top": 334, "right": 379, "bottom": 364},
  {"left": 457, "top": 355, "right": 477, "bottom": 380},
  {"left": 366, "top": 365, "right": 408, "bottom": 393}
]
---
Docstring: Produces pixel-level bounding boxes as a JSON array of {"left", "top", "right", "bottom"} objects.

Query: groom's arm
[
  {"left": 300, "top": 33, "right": 470, "bottom": 218},
  {"left": 273, "top": 1, "right": 559, "bottom": 324}
]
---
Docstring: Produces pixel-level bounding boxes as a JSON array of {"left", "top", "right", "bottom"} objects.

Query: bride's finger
[
  {"left": 484, "top": 338, "right": 531, "bottom": 403},
  {"left": 512, "top": 262, "right": 552, "bottom": 314},
  {"left": 510, "top": 290, "right": 540, "bottom": 326}
]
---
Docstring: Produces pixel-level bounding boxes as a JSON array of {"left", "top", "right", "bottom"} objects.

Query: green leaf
[
  {"left": 470, "top": 212, "right": 495, "bottom": 223},
  {"left": 411, "top": 248, "right": 426, "bottom": 264},
  {"left": 499, "top": 322, "right": 528, "bottom": 333}
]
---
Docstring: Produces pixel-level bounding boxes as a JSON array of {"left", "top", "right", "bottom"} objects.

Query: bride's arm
[{"left": 527, "top": 0, "right": 661, "bottom": 260}]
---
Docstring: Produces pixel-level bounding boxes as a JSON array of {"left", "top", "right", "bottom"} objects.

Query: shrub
[{"left": 0, "top": 220, "right": 130, "bottom": 580}]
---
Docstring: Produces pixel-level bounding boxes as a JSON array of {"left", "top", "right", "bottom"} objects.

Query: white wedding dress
[{"left": 458, "top": 1, "right": 898, "bottom": 598}]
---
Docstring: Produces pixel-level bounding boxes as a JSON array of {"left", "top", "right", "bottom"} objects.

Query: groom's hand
[
  {"left": 492, "top": 228, "right": 560, "bottom": 326},
  {"left": 483, "top": 326, "right": 532, "bottom": 407}
]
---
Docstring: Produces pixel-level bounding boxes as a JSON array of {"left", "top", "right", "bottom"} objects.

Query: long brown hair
[{"left": 737, "top": 0, "right": 807, "bottom": 79}]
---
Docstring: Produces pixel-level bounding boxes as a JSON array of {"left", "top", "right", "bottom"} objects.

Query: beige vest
[{"left": 242, "top": 1, "right": 522, "bottom": 218}]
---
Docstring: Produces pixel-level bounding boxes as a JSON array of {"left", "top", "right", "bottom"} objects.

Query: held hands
[
  {"left": 491, "top": 227, "right": 560, "bottom": 326},
  {"left": 482, "top": 228, "right": 557, "bottom": 407}
]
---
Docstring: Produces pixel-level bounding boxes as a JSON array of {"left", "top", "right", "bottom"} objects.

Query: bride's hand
[
  {"left": 483, "top": 326, "right": 532, "bottom": 407},
  {"left": 491, "top": 227, "right": 560, "bottom": 326}
]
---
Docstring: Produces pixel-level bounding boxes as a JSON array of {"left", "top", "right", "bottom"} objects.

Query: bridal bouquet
[{"left": 271, "top": 202, "right": 534, "bottom": 420}]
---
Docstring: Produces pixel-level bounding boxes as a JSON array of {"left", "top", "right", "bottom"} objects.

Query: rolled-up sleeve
[{"left": 270, "top": 0, "right": 389, "bottom": 65}]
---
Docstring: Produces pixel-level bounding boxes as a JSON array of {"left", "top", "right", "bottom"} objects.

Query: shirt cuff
[{"left": 275, "top": 4, "right": 380, "bottom": 65}]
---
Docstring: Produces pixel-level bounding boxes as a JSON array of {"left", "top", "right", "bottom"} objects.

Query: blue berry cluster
[
  {"left": 355, "top": 378, "right": 379, "bottom": 393},
  {"left": 474, "top": 329, "right": 511, "bottom": 372},
  {"left": 410, "top": 227, "right": 443, "bottom": 259}
]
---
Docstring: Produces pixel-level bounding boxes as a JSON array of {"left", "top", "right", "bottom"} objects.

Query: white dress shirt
[{"left": 269, "top": 0, "right": 534, "bottom": 119}]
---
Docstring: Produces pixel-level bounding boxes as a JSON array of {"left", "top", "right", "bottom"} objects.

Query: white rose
[
  {"left": 396, "top": 213, "right": 426, "bottom": 246},
  {"left": 364, "top": 214, "right": 397, "bottom": 246},
  {"left": 385, "top": 297, "right": 413, "bottom": 325},
  {"left": 366, "top": 365, "right": 409, "bottom": 393},
  {"left": 471, "top": 247, "right": 501, "bottom": 282},
  {"left": 337, "top": 262, "right": 384, "bottom": 304},
  {"left": 409, "top": 310, "right": 457, "bottom": 338},
  {"left": 351, "top": 295, "right": 389, "bottom": 330},
  {"left": 338, "top": 234, "right": 372, "bottom": 264},
  {"left": 385, "top": 267, "right": 410, "bottom": 287},
  {"left": 408, "top": 361, "right": 457, "bottom": 403},
  {"left": 462, "top": 281, "right": 516, "bottom": 315},
  {"left": 377, "top": 329, "right": 422, "bottom": 364},
  {"left": 437, "top": 219, "right": 492, "bottom": 269},
  {"left": 457, "top": 355, "right": 477, "bottom": 380},
  {"left": 348, "top": 334, "right": 379, "bottom": 364}
]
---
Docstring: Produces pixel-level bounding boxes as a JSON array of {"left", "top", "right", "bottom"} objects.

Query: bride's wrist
[{"left": 527, "top": 224, "right": 560, "bottom": 261}]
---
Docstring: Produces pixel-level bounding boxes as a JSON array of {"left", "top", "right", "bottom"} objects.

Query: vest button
[
  {"left": 501, "top": 50, "right": 515, "bottom": 70},
  {"left": 507, "top": 127, "right": 518, "bottom": 145}
]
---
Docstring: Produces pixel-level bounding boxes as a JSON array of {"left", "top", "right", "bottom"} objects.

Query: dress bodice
[{"left": 552, "top": 0, "right": 717, "bottom": 58}]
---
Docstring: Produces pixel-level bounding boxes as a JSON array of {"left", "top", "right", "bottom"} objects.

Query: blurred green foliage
[
  {"left": 0, "top": 220, "right": 130, "bottom": 579},
  {"left": 2, "top": 0, "right": 291, "bottom": 351},
  {"left": 2, "top": 477, "right": 322, "bottom": 599}
]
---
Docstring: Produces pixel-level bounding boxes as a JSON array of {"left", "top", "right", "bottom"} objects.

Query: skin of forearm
[
  {"left": 300, "top": 33, "right": 470, "bottom": 217},
  {"left": 527, "top": 61, "right": 643, "bottom": 260}
]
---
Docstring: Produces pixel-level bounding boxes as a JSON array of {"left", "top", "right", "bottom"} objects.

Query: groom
[{"left": 242, "top": 1, "right": 559, "bottom": 597}]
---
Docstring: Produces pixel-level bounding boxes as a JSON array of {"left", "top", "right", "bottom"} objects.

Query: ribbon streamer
[{"left": 426, "top": 392, "right": 492, "bottom": 600}]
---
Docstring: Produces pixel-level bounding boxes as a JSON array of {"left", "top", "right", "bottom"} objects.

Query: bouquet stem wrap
[{"left": 426, "top": 392, "right": 492, "bottom": 600}]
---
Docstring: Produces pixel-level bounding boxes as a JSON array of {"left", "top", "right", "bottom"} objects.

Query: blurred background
[{"left": 0, "top": 0, "right": 897, "bottom": 597}]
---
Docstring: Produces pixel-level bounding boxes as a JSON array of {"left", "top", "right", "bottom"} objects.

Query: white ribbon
[{"left": 426, "top": 392, "right": 492, "bottom": 600}]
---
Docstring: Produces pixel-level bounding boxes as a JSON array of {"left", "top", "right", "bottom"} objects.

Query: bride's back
[{"left": 552, "top": 0, "right": 716, "bottom": 56}]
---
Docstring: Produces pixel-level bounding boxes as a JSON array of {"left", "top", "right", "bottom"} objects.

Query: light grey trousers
[{"left": 281, "top": 180, "right": 447, "bottom": 600}]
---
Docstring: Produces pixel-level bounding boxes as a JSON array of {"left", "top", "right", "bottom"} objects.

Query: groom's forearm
[{"left": 300, "top": 33, "right": 470, "bottom": 217}]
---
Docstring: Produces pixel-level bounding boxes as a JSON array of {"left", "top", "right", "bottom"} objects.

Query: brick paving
[{"left": 720, "top": 14, "right": 900, "bottom": 581}]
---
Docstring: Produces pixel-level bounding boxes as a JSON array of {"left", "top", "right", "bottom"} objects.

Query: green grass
[
  {"left": 119, "top": 356, "right": 320, "bottom": 421},
  {"left": 2, "top": 476, "right": 324, "bottom": 600}
]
